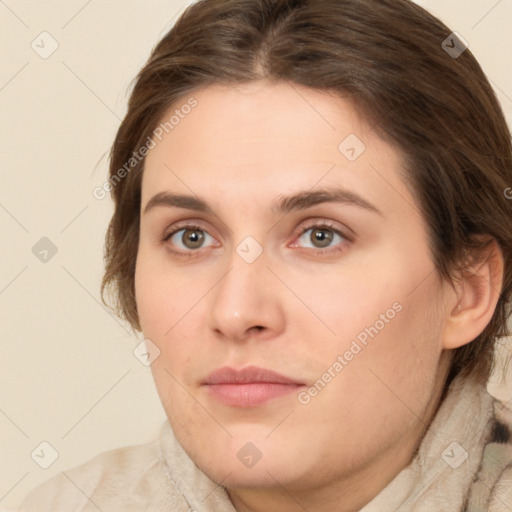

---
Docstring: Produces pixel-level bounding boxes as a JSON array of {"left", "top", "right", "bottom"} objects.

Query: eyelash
[{"left": 161, "top": 220, "right": 351, "bottom": 257}]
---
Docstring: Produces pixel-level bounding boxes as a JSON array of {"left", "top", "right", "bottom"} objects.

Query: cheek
[
  {"left": 134, "top": 248, "right": 193, "bottom": 338},
  {"left": 300, "top": 249, "right": 444, "bottom": 385},
  {"left": 135, "top": 273, "right": 172, "bottom": 340},
  {"left": 135, "top": 261, "right": 196, "bottom": 413},
  {"left": 295, "top": 279, "right": 444, "bottom": 461},
  {"left": 343, "top": 280, "right": 442, "bottom": 417},
  {"left": 134, "top": 251, "right": 208, "bottom": 380}
]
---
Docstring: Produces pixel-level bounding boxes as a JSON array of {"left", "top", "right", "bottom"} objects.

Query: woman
[{"left": 19, "top": 0, "right": 512, "bottom": 510}]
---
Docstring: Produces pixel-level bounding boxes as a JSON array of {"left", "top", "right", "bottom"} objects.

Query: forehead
[
  {"left": 146, "top": 80, "right": 370, "bottom": 167},
  {"left": 141, "top": 80, "right": 416, "bottom": 220}
]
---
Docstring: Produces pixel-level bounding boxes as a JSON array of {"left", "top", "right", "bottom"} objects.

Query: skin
[{"left": 134, "top": 80, "right": 503, "bottom": 512}]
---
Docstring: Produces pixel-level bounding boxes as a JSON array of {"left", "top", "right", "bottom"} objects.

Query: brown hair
[{"left": 101, "top": 0, "right": 512, "bottom": 385}]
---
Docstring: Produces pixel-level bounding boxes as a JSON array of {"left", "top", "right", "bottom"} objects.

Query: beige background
[{"left": 1, "top": 0, "right": 511, "bottom": 509}]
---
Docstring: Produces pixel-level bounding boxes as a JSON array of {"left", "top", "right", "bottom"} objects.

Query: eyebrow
[{"left": 143, "top": 187, "right": 383, "bottom": 217}]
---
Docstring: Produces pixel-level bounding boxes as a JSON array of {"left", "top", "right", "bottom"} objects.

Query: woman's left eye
[{"left": 295, "top": 225, "right": 347, "bottom": 250}]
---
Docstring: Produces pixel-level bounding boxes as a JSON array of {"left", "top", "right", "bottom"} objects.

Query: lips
[
  {"left": 202, "top": 366, "right": 305, "bottom": 407},
  {"left": 203, "top": 365, "right": 304, "bottom": 385}
]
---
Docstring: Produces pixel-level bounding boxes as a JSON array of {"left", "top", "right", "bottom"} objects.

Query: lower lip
[{"left": 204, "top": 383, "right": 304, "bottom": 407}]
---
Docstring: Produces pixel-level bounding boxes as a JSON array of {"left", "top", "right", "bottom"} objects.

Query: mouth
[{"left": 202, "top": 365, "right": 306, "bottom": 407}]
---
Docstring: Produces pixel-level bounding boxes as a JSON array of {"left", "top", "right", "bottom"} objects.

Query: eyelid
[
  {"left": 289, "top": 219, "right": 353, "bottom": 245},
  {"left": 162, "top": 219, "right": 216, "bottom": 241}
]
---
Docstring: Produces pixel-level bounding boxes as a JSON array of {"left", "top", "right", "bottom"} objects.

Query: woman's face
[{"left": 135, "top": 81, "right": 453, "bottom": 498}]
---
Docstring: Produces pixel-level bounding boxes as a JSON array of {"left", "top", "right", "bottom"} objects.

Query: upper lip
[{"left": 203, "top": 366, "right": 305, "bottom": 385}]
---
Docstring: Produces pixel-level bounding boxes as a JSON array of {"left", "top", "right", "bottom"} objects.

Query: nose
[{"left": 206, "top": 252, "right": 286, "bottom": 343}]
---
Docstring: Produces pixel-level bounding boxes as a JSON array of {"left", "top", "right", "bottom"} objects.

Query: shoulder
[{"left": 18, "top": 425, "right": 181, "bottom": 512}]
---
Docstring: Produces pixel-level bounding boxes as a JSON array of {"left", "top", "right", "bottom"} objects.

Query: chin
[
  {"left": 187, "top": 428, "right": 315, "bottom": 488},
  {"left": 198, "top": 449, "right": 302, "bottom": 490}
]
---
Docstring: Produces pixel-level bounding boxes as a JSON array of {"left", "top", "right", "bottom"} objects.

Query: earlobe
[{"left": 442, "top": 239, "right": 504, "bottom": 350}]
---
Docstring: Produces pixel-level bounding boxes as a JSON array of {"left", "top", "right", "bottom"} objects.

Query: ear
[{"left": 441, "top": 237, "right": 504, "bottom": 350}]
